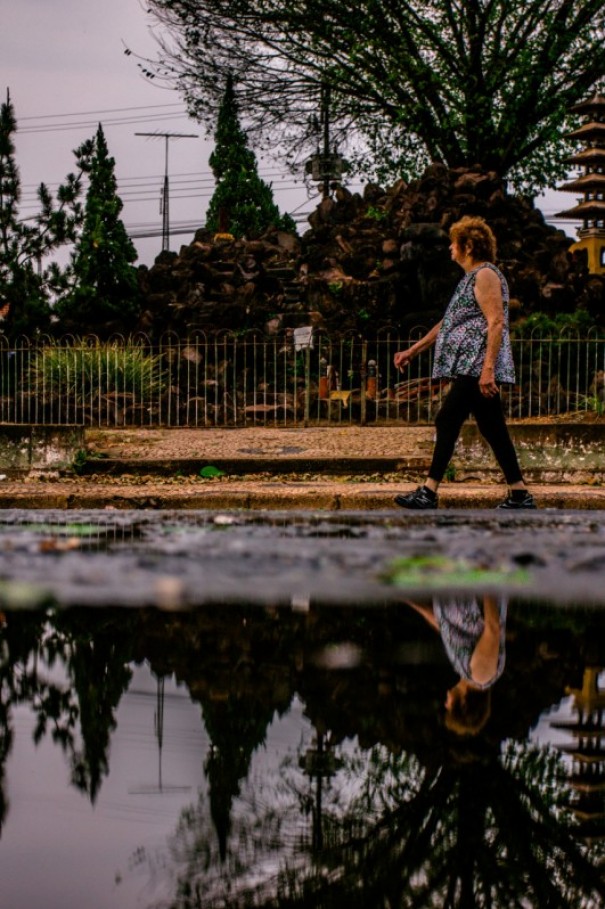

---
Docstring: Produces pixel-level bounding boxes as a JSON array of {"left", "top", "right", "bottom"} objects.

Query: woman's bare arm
[
  {"left": 393, "top": 320, "right": 443, "bottom": 372},
  {"left": 469, "top": 595, "right": 501, "bottom": 685},
  {"left": 403, "top": 600, "right": 439, "bottom": 631},
  {"left": 474, "top": 267, "right": 504, "bottom": 398}
]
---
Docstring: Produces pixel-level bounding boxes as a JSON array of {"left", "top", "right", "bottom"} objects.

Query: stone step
[
  {"left": 77, "top": 455, "right": 605, "bottom": 484},
  {"left": 79, "top": 455, "right": 431, "bottom": 477}
]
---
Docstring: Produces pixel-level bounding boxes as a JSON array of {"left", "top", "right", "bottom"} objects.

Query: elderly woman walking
[{"left": 393, "top": 216, "right": 535, "bottom": 510}]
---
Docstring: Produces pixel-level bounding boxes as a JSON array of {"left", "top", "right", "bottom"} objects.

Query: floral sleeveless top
[
  {"left": 434, "top": 598, "right": 507, "bottom": 689},
  {"left": 432, "top": 263, "right": 515, "bottom": 383}
]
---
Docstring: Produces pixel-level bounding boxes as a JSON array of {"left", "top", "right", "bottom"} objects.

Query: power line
[
  {"left": 19, "top": 168, "right": 301, "bottom": 191},
  {"left": 18, "top": 112, "right": 191, "bottom": 135},
  {"left": 16, "top": 189, "right": 304, "bottom": 211},
  {"left": 15, "top": 182, "right": 310, "bottom": 217},
  {"left": 17, "top": 166, "right": 306, "bottom": 208},
  {"left": 129, "top": 213, "right": 312, "bottom": 240},
  {"left": 18, "top": 102, "right": 184, "bottom": 122}
]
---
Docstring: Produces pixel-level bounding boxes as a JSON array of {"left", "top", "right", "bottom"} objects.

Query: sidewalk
[
  {"left": 84, "top": 425, "right": 437, "bottom": 461},
  {"left": 0, "top": 425, "right": 604, "bottom": 510}
]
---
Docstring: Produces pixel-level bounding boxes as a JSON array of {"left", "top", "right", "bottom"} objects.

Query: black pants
[{"left": 428, "top": 376, "right": 523, "bottom": 485}]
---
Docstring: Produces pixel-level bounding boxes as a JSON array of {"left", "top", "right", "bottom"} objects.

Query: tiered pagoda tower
[
  {"left": 556, "top": 91, "right": 605, "bottom": 275},
  {"left": 552, "top": 666, "right": 605, "bottom": 843}
]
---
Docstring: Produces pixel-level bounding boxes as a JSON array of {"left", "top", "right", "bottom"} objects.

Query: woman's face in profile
[
  {"left": 444, "top": 680, "right": 492, "bottom": 736},
  {"left": 449, "top": 239, "right": 466, "bottom": 265}
]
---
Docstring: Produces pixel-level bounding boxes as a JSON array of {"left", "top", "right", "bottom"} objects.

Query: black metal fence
[{"left": 1, "top": 328, "right": 604, "bottom": 427}]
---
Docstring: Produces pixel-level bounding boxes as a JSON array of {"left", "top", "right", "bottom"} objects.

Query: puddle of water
[{"left": 0, "top": 598, "right": 604, "bottom": 908}]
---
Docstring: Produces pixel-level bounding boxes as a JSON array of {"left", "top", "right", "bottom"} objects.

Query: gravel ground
[{"left": 84, "top": 425, "right": 437, "bottom": 460}]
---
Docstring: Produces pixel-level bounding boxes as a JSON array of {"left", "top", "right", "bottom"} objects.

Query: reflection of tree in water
[
  {"left": 154, "top": 737, "right": 605, "bottom": 909},
  {"left": 0, "top": 608, "right": 135, "bottom": 823},
  {"left": 128, "top": 603, "right": 605, "bottom": 907},
  {"left": 201, "top": 693, "right": 283, "bottom": 862},
  {"left": 0, "top": 689, "right": 11, "bottom": 836},
  {"left": 50, "top": 609, "right": 135, "bottom": 801},
  {"left": 0, "top": 609, "right": 50, "bottom": 835},
  {"left": 138, "top": 603, "right": 297, "bottom": 861}
]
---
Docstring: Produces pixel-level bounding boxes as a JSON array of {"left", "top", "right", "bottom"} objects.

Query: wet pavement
[
  {"left": 1, "top": 426, "right": 605, "bottom": 606},
  {"left": 2, "top": 508, "right": 605, "bottom": 608}
]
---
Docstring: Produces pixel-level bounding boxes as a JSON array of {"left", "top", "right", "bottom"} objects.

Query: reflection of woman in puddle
[{"left": 406, "top": 596, "right": 507, "bottom": 736}]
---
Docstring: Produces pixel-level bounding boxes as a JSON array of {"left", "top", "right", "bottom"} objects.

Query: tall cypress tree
[
  {"left": 57, "top": 124, "right": 141, "bottom": 334},
  {"left": 0, "top": 90, "right": 82, "bottom": 337},
  {"left": 206, "top": 75, "right": 296, "bottom": 238}
]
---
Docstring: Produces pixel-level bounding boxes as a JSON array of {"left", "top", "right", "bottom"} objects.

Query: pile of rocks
[
  {"left": 137, "top": 228, "right": 302, "bottom": 337},
  {"left": 136, "top": 163, "right": 603, "bottom": 338}
]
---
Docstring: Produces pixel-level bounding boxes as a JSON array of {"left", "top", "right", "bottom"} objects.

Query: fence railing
[{"left": 1, "top": 329, "right": 604, "bottom": 427}]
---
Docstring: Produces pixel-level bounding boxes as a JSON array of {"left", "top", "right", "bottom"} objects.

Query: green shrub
[
  {"left": 365, "top": 205, "right": 387, "bottom": 222},
  {"left": 511, "top": 311, "right": 602, "bottom": 339},
  {"left": 30, "top": 343, "right": 166, "bottom": 402}
]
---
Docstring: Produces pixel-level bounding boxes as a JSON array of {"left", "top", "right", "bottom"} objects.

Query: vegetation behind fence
[{"left": 1, "top": 329, "right": 604, "bottom": 428}]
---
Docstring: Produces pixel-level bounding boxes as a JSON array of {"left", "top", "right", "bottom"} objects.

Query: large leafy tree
[
  {"left": 206, "top": 75, "right": 296, "bottom": 237},
  {"left": 0, "top": 91, "right": 82, "bottom": 336},
  {"left": 141, "top": 0, "right": 604, "bottom": 192},
  {"left": 57, "top": 124, "right": 141, "bottom": 334}
]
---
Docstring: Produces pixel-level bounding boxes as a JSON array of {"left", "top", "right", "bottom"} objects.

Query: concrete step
[
  {"left": 2, "top": 480, "right": 605, "bottom": 510},
  {"left": 76, "top": 455, "right": 605, "bottom": 486},
  {"left": 78, "top": 455, "right": 432, "bottom": 477}
]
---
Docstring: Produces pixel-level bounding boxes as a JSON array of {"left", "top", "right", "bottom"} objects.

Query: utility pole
[
  {"left": 305, "top": 83, "right": 346, "bottom": 200},
  {"left": 135, "top": 131, "right": 198, "bottom": 252},
  {"left": 321, "top": 83, "right": 331, "bottom": 200}
]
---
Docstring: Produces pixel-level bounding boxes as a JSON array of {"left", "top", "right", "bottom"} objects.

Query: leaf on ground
[{"left": 199, "top": 465, "right": 226, "bottom": 478}]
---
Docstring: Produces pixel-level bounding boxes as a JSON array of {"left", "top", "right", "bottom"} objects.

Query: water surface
[{"left": 1, "top": 595, "right": 604, "bottom": 908}]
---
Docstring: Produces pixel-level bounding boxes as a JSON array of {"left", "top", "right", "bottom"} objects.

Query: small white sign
[{"left": 293, "top": 326, "right": 314, "bottom": 351}]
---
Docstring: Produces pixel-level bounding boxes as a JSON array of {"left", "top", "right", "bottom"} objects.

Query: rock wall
[{"left": 136, "top": 164, "right": 604, "bottom": 338}]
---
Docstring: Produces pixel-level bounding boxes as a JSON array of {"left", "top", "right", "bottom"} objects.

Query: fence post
[
  {"left": 360, "top": 341, "right": 367, "bottom": 426},
  {"left": 304, "top": 345, "right": 311, "bottom": 427}
]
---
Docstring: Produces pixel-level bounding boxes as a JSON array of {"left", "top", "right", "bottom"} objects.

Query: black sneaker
[
  {"left": 395, "top": 486, "right": 438, "bottom": 510},
  {"left": 497, "top": 491, "right": 537, "bottom": 510}
]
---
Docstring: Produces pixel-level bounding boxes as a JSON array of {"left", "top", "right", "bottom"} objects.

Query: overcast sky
[
  {"left": 2, "top": 0, "right": 575, "bottom": 270},
  {"left": 2, "top": 0, "right": 315, "bottom": 267}
]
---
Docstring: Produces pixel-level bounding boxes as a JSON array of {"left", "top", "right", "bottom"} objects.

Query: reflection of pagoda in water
[
  {"left": 552, "top": 666, "right": 605, "bottom": 841},
  {"left": 556, "top": 91, "right": 605, "bottom": 275},
  {"left": 299, "top": 727, "right": 343, "bottom": 852}
]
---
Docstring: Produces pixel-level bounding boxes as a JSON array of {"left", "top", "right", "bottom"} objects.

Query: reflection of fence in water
[{"left": 0, "top": 329, "right": 604, "bottom": 427}]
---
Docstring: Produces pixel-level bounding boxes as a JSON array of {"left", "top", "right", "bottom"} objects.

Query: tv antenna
[
  {"left": 136, "top": 131, "right": 198, "bottom": 251},
  {"left": 128, "top": 674, "right": 192, "bottom": 796}
]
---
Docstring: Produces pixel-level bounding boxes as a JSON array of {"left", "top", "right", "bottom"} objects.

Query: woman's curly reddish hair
[{"left": 449, "top": 216, "right": 497, "bottom": 262}]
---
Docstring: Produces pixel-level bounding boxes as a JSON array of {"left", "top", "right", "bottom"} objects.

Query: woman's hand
[
  {"left": 394, "top": 320, "right": 443, "bottom": 372},
  {"left": 479, "top": 364, "right": 499, "bottom": 397},
  {"left": 394, "top": 347, "right": 414, "bottom": 372}
]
